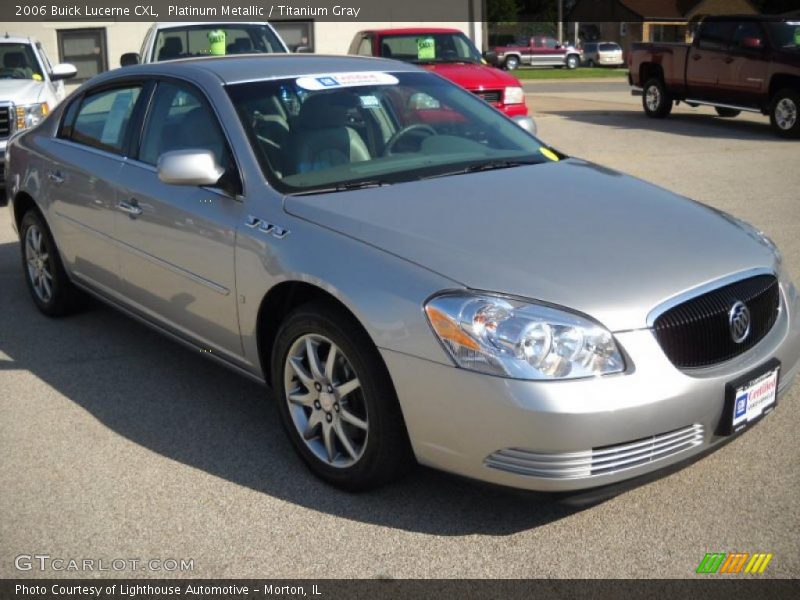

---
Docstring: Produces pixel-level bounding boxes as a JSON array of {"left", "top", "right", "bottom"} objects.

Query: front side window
[
  {"left": 138, "top": 82, "right": 230, "bottom": 168},
  {"left": 152, "top": 25, "right": 284, "bottom": 61},
  {"left": 766, "top": 21, "right": 800, "bottom": 50},
  {"left": 227, "top": 71, "right": 554, "bottom": 194},
  {"left": 730, "top": 22, "right": 764, "bottom": 51},
  {"left": 0, "top": 43, "right": 44, "bottom": 80},
  {"left": 69, "top": 86, "right": 141, "bottom": 154},
  {"left": 378, "top": 33, "right": 481, "bottom": 64}
]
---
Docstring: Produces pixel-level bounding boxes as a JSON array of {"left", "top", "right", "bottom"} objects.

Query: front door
[
  {"left": 114, "top": 80, "right": 244, "bottom": 360},
  {"left": 719, "top": 21, "right": 770, "bottom": 108}
]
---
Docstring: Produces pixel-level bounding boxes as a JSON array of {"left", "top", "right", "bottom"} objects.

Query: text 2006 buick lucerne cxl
[{"left": 6, "top": 55, "right": 800, "bottom": 491}]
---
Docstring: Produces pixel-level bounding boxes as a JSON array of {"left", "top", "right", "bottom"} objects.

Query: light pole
[{"left": 557, "top": 0, "right": 563, "bottom": 44}]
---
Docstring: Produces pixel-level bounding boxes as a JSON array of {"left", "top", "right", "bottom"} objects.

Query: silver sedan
[{"left": 6, "top": 55, "right": 800, "bottom": 492}]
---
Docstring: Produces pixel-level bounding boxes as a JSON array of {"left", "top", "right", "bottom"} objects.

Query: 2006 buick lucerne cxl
[{"left": 6, "top": 55, "right": 800, "bottom": 492}]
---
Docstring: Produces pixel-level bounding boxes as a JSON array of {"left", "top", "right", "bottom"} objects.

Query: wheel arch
[
  {"left": 639, "top": 62, "right": 664, "bottom": 86},
  {"left": 256, "top": 280, "right": 378, "bottom": 388},
  {"left": 13, "top": 190, "right": 42, "bottom": 232},
  {"left": 768, "top": 74, "right": 800, "bottom": 103}
]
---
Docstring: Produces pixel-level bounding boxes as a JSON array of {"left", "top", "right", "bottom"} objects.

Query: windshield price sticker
[
  {"left": 417, "top": 37, "right": 436, "bottom": 60},
  {"left": 296, "top": 72, "right": 399, "bottom": 91}
]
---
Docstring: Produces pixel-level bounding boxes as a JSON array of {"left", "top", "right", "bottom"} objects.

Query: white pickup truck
[
  {"left": 120, "top": 22, "right": 289, "bottom": 66},
  {"left": 1, "top": 34, "right": 76, "bottom": 186}
]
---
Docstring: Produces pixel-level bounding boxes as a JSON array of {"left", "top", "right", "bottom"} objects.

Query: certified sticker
[{"left": 296, "top": 72, "right": 399, "bottom": 91}]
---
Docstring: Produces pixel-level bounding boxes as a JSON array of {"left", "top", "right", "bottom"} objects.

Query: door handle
[
  {"left": 724, "top": 56, "right": 734, "bottom": 64},
  {"left": 691, "top": 54, "right": 702, "bottom": 60},
  {"left": 117, "top": 199, "right": 143, "bottom": 217},
  {"left": 46, "top": 170, "right": 64, "bottom": 184}
]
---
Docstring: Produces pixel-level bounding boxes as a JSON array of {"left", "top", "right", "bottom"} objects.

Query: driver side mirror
[
  {"left": 50, "top": 63, "right": 77, "bottom": 81},
  {"left": 482, "top": 50, "right": 499, "bottom": 67},
  {"left": 120, "top": 52, "right": 140, "bottom": 67},
  {"left": 157, "top": 150, "right": 225, "bottom": 187},
  {"left": 741, "top": 37, "right": 764, "bottom": 50}
]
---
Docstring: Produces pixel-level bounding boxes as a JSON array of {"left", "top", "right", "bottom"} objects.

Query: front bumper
[{"left": 382, "top": 279, "right": 800, "bottom": 492}]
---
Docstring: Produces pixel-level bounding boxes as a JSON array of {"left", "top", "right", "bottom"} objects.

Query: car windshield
[
  {"left": 151, "top": 24, "right": 284, "bottom": 62},
  {"left": 227, "top": 71, "right": 554, "bottom": 195},
  {"left": 767, "top": 21, "right": 800, "bottom": 50},
  {"left": 378, "top": 33, "right": 482, "bottom": 64},
  {"left": 599, "top": 43, "right": 621, "bottom": 51},
  {"left": 0, "top": 43, "right": 43, "bottom": 80}
]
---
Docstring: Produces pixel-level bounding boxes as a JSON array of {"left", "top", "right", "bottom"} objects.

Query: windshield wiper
[
  {"left": 420, "top": 158, "right": 542, "bottom": 180},
  {"left": 290, "top": 179, "right": 393, "bottom": 196}
]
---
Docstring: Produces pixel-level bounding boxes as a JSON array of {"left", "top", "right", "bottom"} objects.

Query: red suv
[{"left": 348, "top": 28, "right": 536, "bottom": 134}]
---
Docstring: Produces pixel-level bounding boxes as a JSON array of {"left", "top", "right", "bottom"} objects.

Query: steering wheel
[{"left": 383, "top": 124, "right": 436, "bottom": 156}]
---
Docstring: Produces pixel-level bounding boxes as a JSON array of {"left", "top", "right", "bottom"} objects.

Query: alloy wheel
[
  {"left": 645, "top": 85, "right": 661, "bottom": 112},
  {"left": 283, "top": 334, "right": 369, "bottom": 468},
  {"left": 775, "top": 98, "right": 797, "bottom": 131},
  {"left": 24, "top": 224, "right": 53, "bottom": 303}
]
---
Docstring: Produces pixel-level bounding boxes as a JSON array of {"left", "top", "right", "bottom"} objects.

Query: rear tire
[
  {"left": 271, "top": 301, "right": 414, "bottom": 491},
  {"left": 769, "top": 88, "right": 800, "bottom": 139},
  {"left": 587, "top": 59, "right": 595, "bottom": 68},
  {"left": 504, "top": 55, "right": 519, "bottom": 71},
  {"left": 19, "top": 210, "right": 84, "bottom": 317},
  {"left": 642, "top": 77, "right": 673, "bottom": 118},
  {"left": 715, "top": 107, "right": 741, "bottom": 118}
]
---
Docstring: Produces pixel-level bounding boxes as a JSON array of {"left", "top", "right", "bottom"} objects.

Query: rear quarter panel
[{"left": 630, "top": 42, "right": 690, "bottom": 96}]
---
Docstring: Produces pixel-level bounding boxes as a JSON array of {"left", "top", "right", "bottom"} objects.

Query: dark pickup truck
[{"left": 629, "top": 16, "right": 800, "bottom": 137}]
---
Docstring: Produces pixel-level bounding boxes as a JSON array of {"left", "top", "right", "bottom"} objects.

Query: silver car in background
[
  {"left": 5, "top": 55, "right": 800, "bottom": 492},
  {"left": 582, "top": 41, "right": 625, "bottom": 67}
]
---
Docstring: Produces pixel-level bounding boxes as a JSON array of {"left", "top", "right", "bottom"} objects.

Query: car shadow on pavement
[
  {"left": 550, "top": 108, "right": 795, "bottom": 142},
  {"left": 0, "top": 241, "right": 586, "bottom": 536}
]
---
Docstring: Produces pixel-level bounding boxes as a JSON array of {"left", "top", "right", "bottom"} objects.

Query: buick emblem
[{"left": 729, "top": 301, "right": 751, "bottom": 344}]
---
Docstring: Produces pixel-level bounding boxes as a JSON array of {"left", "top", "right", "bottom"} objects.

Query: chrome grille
[
  {"left": 653, "top": 274, "right": 780, "bottom": 368},
  {"left": 0, "top": 105, "right": 11, "bottom": 139},
  {"left": 473, "top": 90, "right": 502, "bottom": 104},
  {"left": 484, "top": 424, "right": 704, "bottom": 479}
]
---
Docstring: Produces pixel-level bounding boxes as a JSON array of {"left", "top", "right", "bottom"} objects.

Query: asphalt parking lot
[{"left": 1, "top": 80, "right": 799, "bottom": 579}]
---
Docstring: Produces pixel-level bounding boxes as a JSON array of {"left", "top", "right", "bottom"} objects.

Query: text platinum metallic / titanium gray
[{"left": 5, "top": 54, "right": 800, "bottom": 493}]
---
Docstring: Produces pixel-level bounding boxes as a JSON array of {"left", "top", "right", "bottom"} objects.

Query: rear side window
[
  {"left": 730, "top": 22, "right": 763, "bottom": 50},
  {"left": 697, "top": 21, "right": 736, "bottom": 51},
  {"left": 68, "top": 86, "right": 141, "bottom": 154},
  {"left": 599, "top": 43, "right": 620, "bottom": 51}
]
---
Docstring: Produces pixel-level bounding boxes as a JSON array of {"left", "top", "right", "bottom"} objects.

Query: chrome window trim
[{"left": 645, "top": 267, "right": 778, "bottom": 329}]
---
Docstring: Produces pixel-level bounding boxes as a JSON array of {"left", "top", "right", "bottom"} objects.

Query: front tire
[
  {"left": 504, "top": 55, "right": 519, "bottom": 71},
  {"left": 566, "top": 54, "right": 579, "bottom": 70},
  {"left": 715, "top": 107, "right": 741, "bottom": 118},
  {"left": 769, "top": 89, "right": 800, "bottom": 138},
  {"left": 19, "top": 210, "right": 84, "bottom": 316},
  {"left": 642, "top": 77, "right": 673, "bottom": 118},
  {"left": 271, "top": 302, "right": 414, "bottom": 491}
]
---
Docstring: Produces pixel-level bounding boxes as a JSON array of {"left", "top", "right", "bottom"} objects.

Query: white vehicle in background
[
  {"left": 1, "top": 34, "right": 76, "bottom": 185},
  {"left": 581, "top": 41, "right": 624, "bottom": 67},
  {"left": 121, "top": 22, "right": 289, "bottom": 66}
]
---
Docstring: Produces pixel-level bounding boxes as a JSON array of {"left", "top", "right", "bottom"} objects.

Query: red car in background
[{"left": 348, "top": 28, "right": 536, "bottom": 134}]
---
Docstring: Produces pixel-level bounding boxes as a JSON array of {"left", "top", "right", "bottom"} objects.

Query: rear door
[
  {"left": 719, "top": 21, "right": 770, "bottom": 107},
  {"left": 113, "top": 79, "right": 245, "bottom": 359},
  {"left": 686, "top": 20, "right": 736, "bottom": 101},
  {"left": 46, "top": 83, "right": 145, "bottom": 294}
]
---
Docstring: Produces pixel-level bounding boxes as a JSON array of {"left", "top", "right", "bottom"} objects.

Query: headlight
[
  {"left": 15, "top": 102, "right": 49, "bottom": 131},
  {"left": 504, "top": 86, "right": 525, "bottom": 104},
  {"left": 425, "top": 292, "right": 626, "bottom": 380}
]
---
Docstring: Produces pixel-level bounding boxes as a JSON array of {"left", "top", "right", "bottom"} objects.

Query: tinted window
[
  {"left": 544, "top": 38, "right": 559, "bottom": 49},
  {"left": 599, "top": 43, "right": 620, "bottom": 51},
  {"left": 766, "top": 21, "right": 800, "bottom": 50},
  {"left": 697, "top": 21, "right": 736, "bottom": 51},
  {"left": 731, "top": 22, "right": 764, "bottom": 50},
  {"left": 139, "top": 82, "right": 230, "bottom": 168},
  {"left": 379, "top": 33, "right": 481, "bottom": 63},
  {"left": 70, "top": 86, "right": 141, "bottom": 154}
]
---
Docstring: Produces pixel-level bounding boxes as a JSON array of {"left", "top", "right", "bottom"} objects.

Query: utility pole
[{"left": 557, "top": 0, "right": 564, "bottom": 44}]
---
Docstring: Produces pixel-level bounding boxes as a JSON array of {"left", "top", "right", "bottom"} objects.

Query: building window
[
  {"left": 272, "top": 21, "right": 314, "bottom": 52},
  {"left": 57, "top": 28, "right": 107, "bottom": 83}
]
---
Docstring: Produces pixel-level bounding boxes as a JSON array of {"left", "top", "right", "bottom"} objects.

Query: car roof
[
  {"left": 152, "top": 22, "right": 275, "bottom": 29},
  {"left": 0, "top": 34, "right": 35, "bottom": 45},
  {"left": 96, "top": 54, "right": 420, "bottom": 86},
  {"left": 364, "top": 28, "right": 462, "bottom": 35}
]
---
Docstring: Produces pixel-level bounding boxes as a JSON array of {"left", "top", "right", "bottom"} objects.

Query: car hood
[
  {"left": 420, "top": 62, "right": 520, "bottom": 90},
  {"left": 0, "top": 79, "right": 44, "bottom": 104},
  {"left": 284, "top": 159, "right": 776, "bottom": 332}
]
